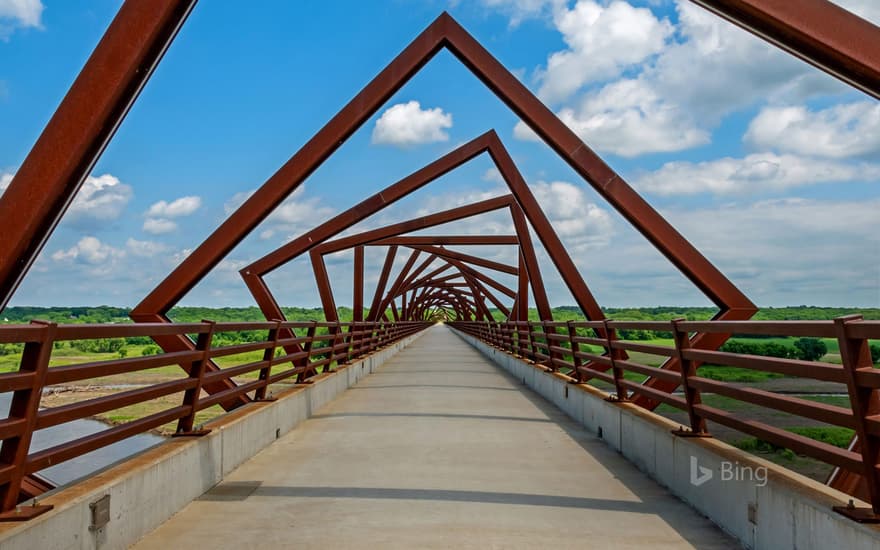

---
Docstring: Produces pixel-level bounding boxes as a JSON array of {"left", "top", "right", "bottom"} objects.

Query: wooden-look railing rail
[
  {"left": 0, "top": 319, "right": 429, "bottom": 515},
  {"left": 450, "top": 317, "right": 880, "bottom": 514}
]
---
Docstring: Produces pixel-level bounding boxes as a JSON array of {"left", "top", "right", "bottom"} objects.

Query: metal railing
[
  {"left": 0, "top": 319, "right": 429, "bottom": 513},
  {"left": 450, "top": 316, "right": 880, "bottom": 514}
]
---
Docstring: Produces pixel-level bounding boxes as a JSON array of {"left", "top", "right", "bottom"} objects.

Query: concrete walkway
[{"left": 134, "top": 325, "right": 739, "bottom": 549}]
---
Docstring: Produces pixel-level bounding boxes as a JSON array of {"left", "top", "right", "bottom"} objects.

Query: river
[{"left": 0, "top": 394, "right": 164, "bottom": 487}]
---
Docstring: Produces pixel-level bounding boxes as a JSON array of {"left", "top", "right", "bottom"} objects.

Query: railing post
[
  {"left": 0, "top": 321, "right": 56, "bottom": 519},
  {"left": 526, "top": 322, "right": 537, "bottom": 363},
  {"left": 603, "top": 320, "right": 629, "bottom": 403},
  {"left": 175, "top": 321, "right": 215, "bottom": 436},
  {"left": 345, "top": 321, "right": 355, "bottom": 363},
  {"left": 255, "top": 320, "right": 282, "bottom": 401},
  {"left": 546, "top": 322, "right": 561, "bottom": 373},
  {"left": 834, "top": 315, "right": 880, "bottom": 520},
  {"left": 567, "top": 320, "right": 584, "bottom": 383},
  {"left": 297, "top": 321, "right": 318, "bottom": 384},
  {"left": 670, "top": 318, "right": 708, "bottom": 436}
]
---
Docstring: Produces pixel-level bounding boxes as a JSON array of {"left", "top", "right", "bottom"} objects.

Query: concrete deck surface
[{"left": 133, "top": 325, "right": 739, "bottom": 549}]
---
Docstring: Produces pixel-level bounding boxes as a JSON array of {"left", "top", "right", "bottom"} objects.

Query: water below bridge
[{"left": 134, "top": 325, "right": 738, "bottom": 549}]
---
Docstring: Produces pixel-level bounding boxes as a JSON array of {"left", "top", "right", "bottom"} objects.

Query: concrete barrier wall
[
  {"left": 0, "top": 331, "right": 426, "bottom": 550},
  {"left": 453, "top": 329, "right": 880, "bottom": 550}
]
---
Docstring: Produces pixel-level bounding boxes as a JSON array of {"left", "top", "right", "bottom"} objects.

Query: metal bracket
[
  {"left": 671, "top": 427, "right": 712, "bottom": 438},
  {"left": 833, "top": 504, "right": 880, "bottom": 523},
  {"left": 0, "top": 504, "right": 53, "bottom": 522},
  {"left": 172, "top": 428, "right": 212, "bottom": 437}
]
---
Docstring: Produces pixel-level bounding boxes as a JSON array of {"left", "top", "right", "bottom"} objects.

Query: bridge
[
  {"left": 0, "top": 1, "right": 879, "bottom": 549},
  {"left": 130, "top": 326, "right": 736, "bottom": 549}
]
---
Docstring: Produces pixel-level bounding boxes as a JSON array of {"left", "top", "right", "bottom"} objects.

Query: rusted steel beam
[
  {"left": 441, "top": 15, "right": 755, "bottom": 313},
  {"left": 373, "top": 249, "right": 422, "bottom": 322},
  {"left": 367, "top": 246, "right": 398, "bottom": 322},
  {"left": 394, "top": 262, "right": 512, "bottom": 319},
  {"left": 517, "top": 253, "right": 529, "bottom": 322},
  {"left": 405, "top": 262, "right": 455, "bottom": 292},
  {"left": 398, "top": 254, "right": 439, "bottom": 293},
  {"left": 691, "top": 0, "right": 880, "bottom": 100},
  {"left": 134, "top": 18, "right": 454, "bottom": 316},
  {"left": 409, "top": 245, "right": 517, "bottom": 276},
  {"left": 828, "top": 316, "right": 880, "bottom": 511},
  {"left": 316, "top": 195, "right": 512, "bottom": 255},
  {"left": 353, "top": 246, "right": 364, "bottom": 322},
  {"left": 508, "top": 205, "right": 552, "bottom": 322},
  {"left": 370, "top": 236, "right": 518, "bottom": 246},
  {"left": 461, "top": 272, "right": 510, "bottom": 318},
  {"left": 402, "top": 271, "right": 463, "bottom": 293},
  {"left": 310, "top": 249, "right": 338, "bottom": 323},
  {"left": 0, "top": 0, "right": 197, "bottom": 310},
  {"left": 137, "top": 12, "right": 754, "bottom": 332},
  {"left": 0, "top": 322, "right": 55, "bottom": 512},
  {"left": 443, "top": 259, "right": 516, "bottom": 299},
  {"left": 128, "top": 311, "right": 249, "bottom": 410}
]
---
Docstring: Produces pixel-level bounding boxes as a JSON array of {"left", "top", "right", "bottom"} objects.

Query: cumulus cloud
[
  {"left": 510, "top": 1, "right": 848, "bottom": 156},
  {"left": 515, "top": 77, "right": 709, "bottom": 157},
  {"left": 481, "top": 167, "right": 504, "bottom": 184},
  {"left": 125, "top": 238, "right": 167, "bottom": 258},
  {"left": 1, "top": 172, "right": 133, "bottom": 224},
  {"left": 146, "top": 196, "right": 201, "bottom": 218},
  {"left": 535, "top": 1, "right": 673, "bottom": 103},
  {"left": 142, "top": 217, "right": 178, "bottom": 235},
  {"left": 66, "top": 174, "right": 133, "bottom": 223},
  {"left": 530, "top": 181, "right": 613, "bottom": 249},
  {"left": 635, "top": 153, "right": 880, "bottom": 196},
  {"left": 142, "top": 195, "right": 200, "bottom": 235},
  {"left": 51, "top": 236, "right": 125, "bottom": 265},
  {"left": 223, "top": 185, "right": 336, "bottom": 242},
  {"left": 0, "top": 0, "right": 43, "bottom": 39},
  {"left": 660, "top": 197, "right": 880, "bottom": 305},
  {"left": 371, "top": 101, "right": 453, "bottom": 147},
  {"left": 744, "top": 102, "right": 880, "bottom": 158}
]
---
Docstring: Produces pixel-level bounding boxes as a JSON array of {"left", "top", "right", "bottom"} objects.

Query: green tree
[
  {"left": 870, "top": 344, "right": 880, "bottom": 364},
  {"left": 793, "top": 338, "right": 827, "bottom": 362}
]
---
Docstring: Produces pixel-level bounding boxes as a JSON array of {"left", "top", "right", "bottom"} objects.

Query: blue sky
[{"left": 1, "top": 0, "right": 878, "bottom": 309}]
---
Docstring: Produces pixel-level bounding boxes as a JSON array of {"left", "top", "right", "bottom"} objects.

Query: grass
[{"left": 733, "top": 426, "right": 854, "bottom": 463}]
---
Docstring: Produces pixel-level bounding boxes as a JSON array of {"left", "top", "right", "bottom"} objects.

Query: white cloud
[
  {"left": 481, "top": 167, "right": 504, "bottom": 184},
  {"left": 515, "top": 77, "right": 709, "bottom": 157},
  {"left": 511, "top": 1, "right": 847, "bottom": 156},
  {"left": 125, "top": 238, "right": 167, "bottom": 258},
  {"left": 531, "top": 180, "right": 613, "bottom": 249},
  {"left": 223, "top": 185, "right": 336, "bottom": 242},
  {"left": 536, "top": 1, "right": 673, "bottom": 103},
  {"left": 68, "top": 174, "right": 133, "bottom": 222},
  {"left": 0, "top": 0, "right": 43, "bottom": 39},
  {"left": 635, "top": 153, "right": 880, "bottom": 196},
  {"left": 1, "top": 172, "right": 133, "bottom": 223},
  {"left": 371, "top": 101, "right": 453, "bottom": 147},
  {"left": 141, "top": 196, "right": 200, "bottom": 235},
  {"left": 143, "top": 217, "right": 178, "bottom": 235},
  {"left": 146, "top": 195, "right": 201, "bottom": 218},
  {"left": 744, "top": 102, "right": 880, "bottom": 159},
  {"left": 51, "top": 236, "right": 125, "bottom": 265},
  {"left": 661, "top": 197, "right": 880, "bottom": 305}
]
